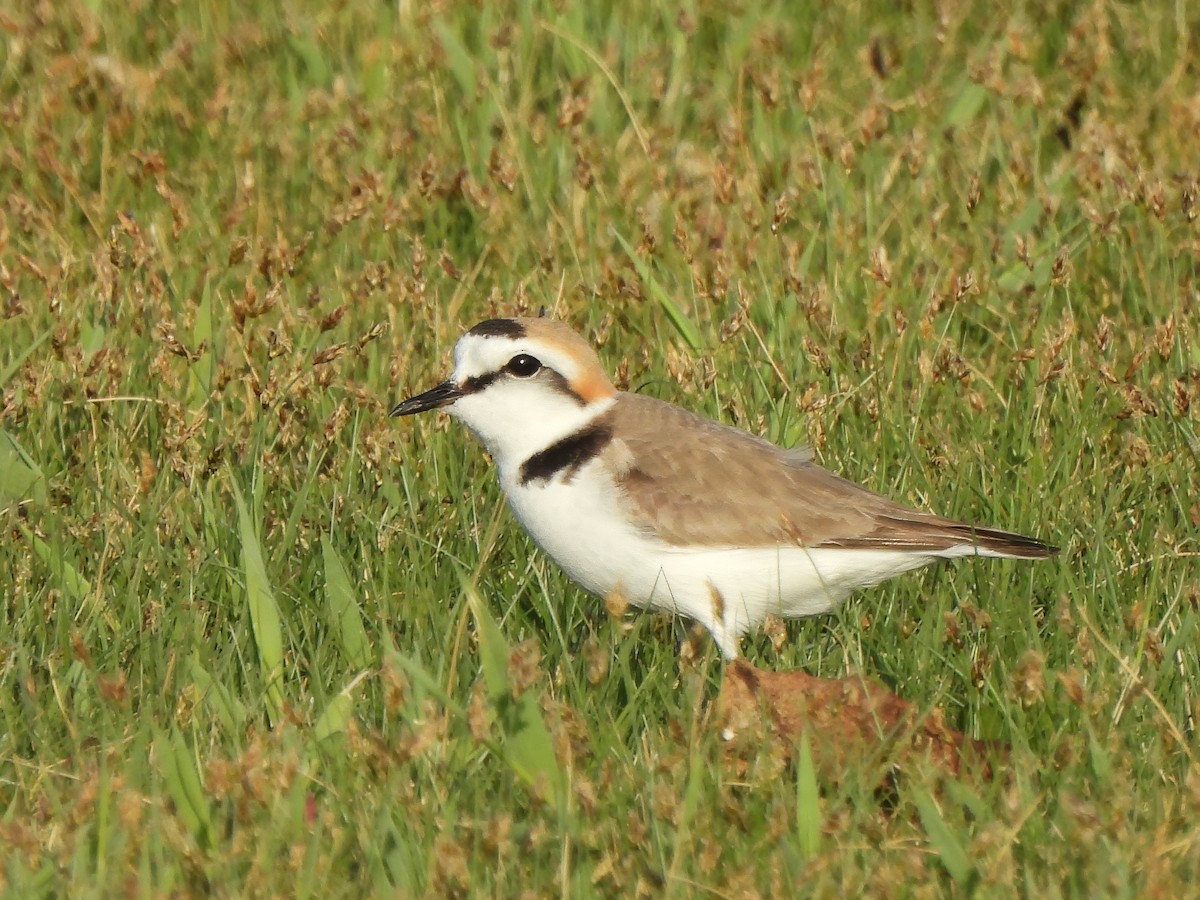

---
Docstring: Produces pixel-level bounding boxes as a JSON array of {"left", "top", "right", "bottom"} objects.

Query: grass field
[{"left": 2, "top": 0, "right": 1198, "bottom": 894}]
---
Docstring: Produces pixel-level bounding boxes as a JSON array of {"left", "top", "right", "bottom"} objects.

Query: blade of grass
[
  {"left": 321, "top": 535, "right": 373, "bottom": 670},
  {"left": 155, "top": 727, "right": 212, "bottom": 849},
  {"left": 286, "top": 32, "right": 331, "bottom": 89},
  {"left": 25, "top": 529, "right": 89, "bottom": 602},
  {"left": 383, "top": 641, "right": 465, "bottom": 718},
  {"left": 188, "top": 277, "right": 215, "bottom": 407},
  {"left": 187, "top": 655, "right": 247, "bottom": 735},
  {"left": 434, "top": 21, "right": 478, "bottom": 97},
  {"left": 915, "top": 789, "right": 972, "bottom": 886},
  {"left": 232, "top": 481, "right": 285, "bottom": 725},
  {"left": 795, "top": 731, "right": 822, "bottom": 859},
  {"left": 0, "top": 327, "right": 51, "bottom": 391},
  {"left": 314, "top": 671, "right": 368, "bottom": 742},
  {"left": 463, "top": 580, "right": 563, "bottom": 804},
  {"left": 942, "top": 80, "right": 988, "bottom": 127},
  {"left": 0, "top": 429, "right": 47, "bottom": 505},
  {"left": 613, "top": 230, "right": 703, "bottom": 352},
  {"left": 81, "top": 318, "right": 104, "bottom": 359},
  {"left": 666, "top": 683, "right": 709, "bottom": 887}
]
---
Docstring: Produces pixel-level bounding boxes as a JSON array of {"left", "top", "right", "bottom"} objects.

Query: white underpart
[{"left": 503, "top": 458, "right": 1000, "bottom": 659}]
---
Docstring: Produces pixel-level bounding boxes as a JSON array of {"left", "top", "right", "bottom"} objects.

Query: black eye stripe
[
  {"left": 461, "top": 371, "right": 499, "bottom": 394},
  {"left": 460, "top": 363, "right": 586, "bottom": 406},
  {"left": 460, "top": 355, "right": 541, "bottom": 394}
]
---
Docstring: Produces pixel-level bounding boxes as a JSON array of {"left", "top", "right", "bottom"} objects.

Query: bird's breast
[{"left": 502, "top": 466, "right": 654, "bottom": 599}]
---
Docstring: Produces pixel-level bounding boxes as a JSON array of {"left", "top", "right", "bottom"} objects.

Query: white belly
[{"left": 502, "top": 467, "right": 934, "bottom": 657}]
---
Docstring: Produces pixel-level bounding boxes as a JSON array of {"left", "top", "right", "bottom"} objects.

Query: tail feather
[
  {"left": 939, "top": 522, "right": 1059, "bottom": 559},
  {"left": 817, "top": 515, "right": 1059, "bottom": 559}
]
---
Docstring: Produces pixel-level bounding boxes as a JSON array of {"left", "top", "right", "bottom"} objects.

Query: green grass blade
[
  {"left": 795, "top": 732, "right": 822, "bottom": 859},
  {"left": 0, "top": 327, "right": 51, "bottom": 391},
  {"left": 321, "top": 535, "right": 373, "bottom": 670},
  {"left": 613, "top": 230, "right": 703, "bottom": 352},
  {"left": 187, "top": 655, "right": 247, "bottom": 735},
  {"left": 434, "top": 21, "right": 478, "bottom": 97},
  {"left": 943, "top": 80, "right": 988, "bottom": 127},
  {"left": 464, "top": 582, "right": 563, "bottom": 803},
  {"left": 0, "top": 429, "right": 47, "bottom": 505},
  {"left": 468, "top": 582, "right": 510, "bottom": 700},
  {"left": 382, "top": 641, "right": 464, "bottom": 718},
  {"left": 314, "top": 672, "right": 367, "bottom": 742},
  {"left": 155, "top": 728, "right": 212, "bottom": 848},
  {"left": 81, "top": 319, "right": 104, "bottom": 359},
  {"left": 25, "top": 528, "right": 89, "bottom": 602},
  {"left": 796, "top": 232, "right": 819, "bottom": 281},
  {"left": 286, "top": 32, "right": 331, "bottom": 88},
  {"left": 668, "top": 735, "right": 706, "bottom": 877},
  {"left": 915, "top": 789, "right": 972, "bottom": 885},
  {"left": 232, "top": 482, "right": 285, "bottom": 725},
  {"left": 188, "top": 277, "right": 215, "bottom": 407}
]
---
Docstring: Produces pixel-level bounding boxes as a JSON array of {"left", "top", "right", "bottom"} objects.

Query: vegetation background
[{"left": 1, "top": 0, "right": 1197, "bottom": 894}]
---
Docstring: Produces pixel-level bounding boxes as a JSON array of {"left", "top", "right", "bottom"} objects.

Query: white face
[
  {"left": 391, "top": 319, "right": 618, "bottom": 476},
  {"left": 442, "top": 332, "right": 612, "bottom": 475}
]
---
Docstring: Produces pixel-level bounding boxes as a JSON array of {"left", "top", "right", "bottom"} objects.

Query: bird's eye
[{"left": 503, "top": 354, "right": 542, "bottom": 377}]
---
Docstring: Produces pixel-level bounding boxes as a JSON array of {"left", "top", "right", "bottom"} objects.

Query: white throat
[{"left": 450, "top": 388, "right": 617, "bottom": 483}]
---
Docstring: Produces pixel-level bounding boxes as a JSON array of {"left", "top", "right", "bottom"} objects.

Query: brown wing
[{"left": 606, "top": 393, "right": 1055, "bottom": 557}]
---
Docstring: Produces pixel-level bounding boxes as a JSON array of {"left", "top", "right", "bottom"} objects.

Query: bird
[{"left": 390, "top": 317, "right": 1057, "bottom": 659}]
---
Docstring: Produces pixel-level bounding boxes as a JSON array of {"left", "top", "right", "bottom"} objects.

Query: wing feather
[{"left": 607, "top": 393, "right": 1055, "bottom": 558}]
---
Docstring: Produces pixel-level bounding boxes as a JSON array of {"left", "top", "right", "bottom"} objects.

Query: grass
[{"left": 1, "top": 0, "right": 1198, "bottom": 894}]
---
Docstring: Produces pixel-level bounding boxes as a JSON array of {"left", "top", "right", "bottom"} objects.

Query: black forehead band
[{"left": 466, "top": 319, "right": 527, "bottom": 340}]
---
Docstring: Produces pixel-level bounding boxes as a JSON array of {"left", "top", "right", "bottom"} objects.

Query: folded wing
[{"left": 607, "top": 392, "right": 1056, "bottom": 559}]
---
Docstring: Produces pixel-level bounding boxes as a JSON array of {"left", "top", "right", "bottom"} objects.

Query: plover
[{"left": 391, "top": 317, "right": 1057, "bottom": 658}]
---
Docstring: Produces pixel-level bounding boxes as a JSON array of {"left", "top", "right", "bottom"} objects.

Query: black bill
[{"left": 389, "top": 380, "right": 464, "bottom": 417}]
